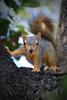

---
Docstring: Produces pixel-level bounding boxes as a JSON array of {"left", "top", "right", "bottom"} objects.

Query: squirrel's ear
[
  {"left": 21, "top": 33, "right": 26, "bottom": 40},
  {"left": 36, "top": 32, "right": 41, "bottom": 39}
]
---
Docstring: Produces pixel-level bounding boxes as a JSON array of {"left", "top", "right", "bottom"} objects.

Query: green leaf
[
  {"left": 18, "top": 0, "right": 40, "bottom": 7},
  {"left": 4, "top": 0, "right": 21, "bottom": 13},
  {"left": 17, "top": 25, "right": 28, "bottom": 35},
  {"left": 0, "top": 19, "right": 10, "bottom": 35}
]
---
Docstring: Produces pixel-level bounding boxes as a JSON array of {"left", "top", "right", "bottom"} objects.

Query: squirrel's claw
[{"left": 32, "top": 68, "right": 41, "bottom": 72}]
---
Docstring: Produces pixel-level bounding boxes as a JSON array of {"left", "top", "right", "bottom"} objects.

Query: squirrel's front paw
[
  {"left": 49, "top": 66, "right": 59, "bottom": 72},
  {"left": 5, "top": 46, "right": 10, "bottom": 52},
  {"left": 32, "top": 68, "right": 40, "bottom": 72},
  {"left": 5, "top": 46, "right": 9, "bottom": 50},
  {"left": 5, "top": 46, "right": 11, "bottom": 55}
]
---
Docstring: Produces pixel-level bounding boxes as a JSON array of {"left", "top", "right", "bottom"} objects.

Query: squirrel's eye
[
  {"left": 35, "top": 40, "right": 39, "bottom": 45},
  {"left": 24, "top": 40, "right": 27, "bottom": 45}
]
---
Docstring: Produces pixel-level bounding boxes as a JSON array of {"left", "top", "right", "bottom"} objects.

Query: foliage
[
  {"left": 20, "top": 0, "right": 40, "bottom": 7},
  {"left": 0, "top": 19, "right": 10, "bottom": 35},
  {"left": 7, "top": 39, "right": 19, "bottom": 51},
  {"left": 3, "top": 0, "right": 40, "bottom": 13},
  {"left": 6, "top": 30, "right": 20, "bottom": 50},
  {"left": 3, "top": 0, "right": 20, "bottom": 12},
  {"left": 17, "top": 25, "right": 28, "bottom": 35},
  {"left": 7, "top": 26, "right": 28, "bottom": 50},
  {"left": 56, "top": 76, "right": 67, "bottom": 100}
]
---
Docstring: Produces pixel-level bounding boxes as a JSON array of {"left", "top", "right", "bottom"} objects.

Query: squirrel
[
  {"left": 6, "top": 32, "right": 58, "bottom": 72},
  {"left": 28, "top": 14, "right": 60, "bottom": 71},
  {"left": 5, "top": 14, "right": 59, "bottom": 72}
]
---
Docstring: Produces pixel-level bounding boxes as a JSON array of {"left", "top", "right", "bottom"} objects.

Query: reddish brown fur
[{"left": 29, "top": 15, "right": 54, "bottom": 43}]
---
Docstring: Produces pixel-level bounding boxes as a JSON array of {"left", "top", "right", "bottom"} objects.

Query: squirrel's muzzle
[{"left": 29, "top": 49, "right": 33, "bottom": 54}]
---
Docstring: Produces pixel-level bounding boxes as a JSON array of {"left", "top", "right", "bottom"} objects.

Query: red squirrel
[{"left": 6, "top": 32, "right": 58, "bottom": 72}]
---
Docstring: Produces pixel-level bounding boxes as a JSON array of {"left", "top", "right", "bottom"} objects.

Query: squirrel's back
[{"left": 39, "top": 38, "right": 58, "bottom": 67}]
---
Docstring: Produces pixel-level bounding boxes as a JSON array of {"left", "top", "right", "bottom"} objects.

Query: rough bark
[{"left": 57, "top": 0, "right": 67, "bottom": 71}]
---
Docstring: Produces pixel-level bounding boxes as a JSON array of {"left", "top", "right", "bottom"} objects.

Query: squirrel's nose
[{"left": 29, "top": 49, "right": 33, "bottom": 53}]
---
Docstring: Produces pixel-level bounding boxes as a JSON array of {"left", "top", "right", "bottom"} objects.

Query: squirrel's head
[{"left": 22, "top": 32, "right": 41, "bottom": 54}]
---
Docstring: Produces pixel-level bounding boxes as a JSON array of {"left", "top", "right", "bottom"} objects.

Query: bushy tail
[{"left": 28, "top": 13, "right": 55, "bottom": 44}]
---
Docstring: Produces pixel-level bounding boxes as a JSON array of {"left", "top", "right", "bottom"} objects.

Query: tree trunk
[{"left": 57, "top": 0, "right": 67, "bottom": 70}]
